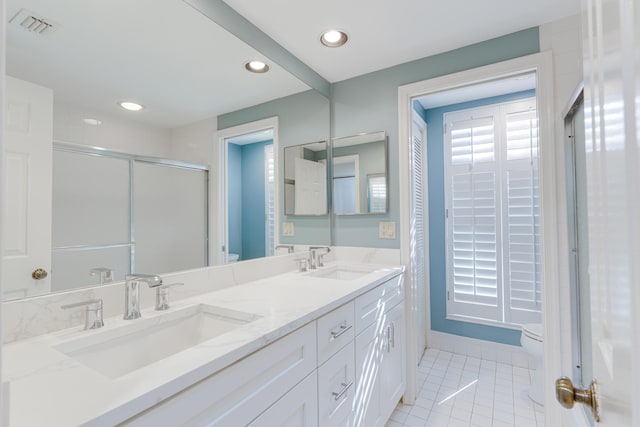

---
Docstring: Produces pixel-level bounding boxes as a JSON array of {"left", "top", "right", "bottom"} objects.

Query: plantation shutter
[
  {"left": 444, "top": 98, "right": 541, "bottom": 327},
  {"left": 446, "top": 109, "right": 502, "bottom": 322},
  {"left": 264, "top": 144, "right": 275, "bottom": 256},
  {"left": 367, "top": 175, "right": 387, "bottom": 213},
  {"left": 502, "top": 100, "right": 541, "bottom": 324}
]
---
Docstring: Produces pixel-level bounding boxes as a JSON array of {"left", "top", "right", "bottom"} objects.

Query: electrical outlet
[
  {"left": 282, "top": 222, "right": 295, "bottom": 237},
  {"left": 379, "top": 221, "right": 396, "bottom": 239}
]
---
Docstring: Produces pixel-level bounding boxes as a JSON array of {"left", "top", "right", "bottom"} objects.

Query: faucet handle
[
  {"left": 295, "top": 258, "right": 308, "bottom": 272},
  {"left": 317, "top": 252, "right": 329, "bottom": 268},
  {"left": 90, "top": 267, "right": 114, "bottom": 284},
  {"left": 155, "top": 283, "right": 184, "bottom": 311},
  {"left": 61, "top": 299, "right": 104, "bottom": 330}
]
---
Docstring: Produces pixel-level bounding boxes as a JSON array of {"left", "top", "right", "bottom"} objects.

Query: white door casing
[
  {"left": 579, "top": 0, "right": 640, "bottom": 423},
  {"left": 398, "top": 52, "right": 556, "bottom": 412},
  {"left": 3, "top": 76, "right": 53, "bottom": 299}
]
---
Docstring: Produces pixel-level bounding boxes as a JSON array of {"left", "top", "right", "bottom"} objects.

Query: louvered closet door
[
  {"left": 501, "top": 100, "right": 541, "bottom": 324},
  {"left": 446, "top": 111, "right": 502, "bottom": 322},
  {"left": 410, "top": 112, "right": 428, "bottom": 358}
]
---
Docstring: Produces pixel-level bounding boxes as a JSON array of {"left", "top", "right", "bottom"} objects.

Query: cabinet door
[
  {"left": 318, "top": 344, "right": 355, "bottom": 427},
  {"left": 354, "top": 274, "right": 403, "bottom": 333},
  {"left": 353, "top": 322, "right": 383, "bottom": 427},
  {"left": 317, "top": 302, "right": 355, "bottom": 365},
  {"left": 380, "top": 303, "right": 406, "bottom": 420},
  {"left": 249, "top": 373, "right": 318, "bottom": 427},
  {"left": 122, "top": 322, "right": 316, "bottom": 426}
]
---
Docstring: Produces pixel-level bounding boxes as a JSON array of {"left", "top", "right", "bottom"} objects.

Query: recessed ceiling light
[
  {"left": 82, "top": 118, "right": 102, "bottom": 126},
  {"left": 118, "top": 101, "right": 144, "bottom": 111},
  {"left": 245, "top": 60, "right": 270, "bottom": 73},
  {"left": 320, "top": 29, "right": 348, "bottom": 47}
]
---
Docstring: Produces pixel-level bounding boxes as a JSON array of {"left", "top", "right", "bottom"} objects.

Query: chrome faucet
[
  {"left": 61, "top": 299, "right": 104, "bottom": 330},
  {"left": 275, "top": 244, "right": 295, "bottom": 254},
  {"left": 124, "top": 274, "right": 162, "bottom": 320},
  {"left": 309, "top": 246, "right": 331, "bottom": 269}
]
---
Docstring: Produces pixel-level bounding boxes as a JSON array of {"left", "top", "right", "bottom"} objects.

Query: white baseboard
[{"left": 428, "top": 330, "right": 536, "bottom": 370}]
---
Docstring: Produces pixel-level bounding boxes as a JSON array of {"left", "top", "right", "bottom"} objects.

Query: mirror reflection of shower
[{"left": 226, "top": 130, "right": 275, "bottom": 263}]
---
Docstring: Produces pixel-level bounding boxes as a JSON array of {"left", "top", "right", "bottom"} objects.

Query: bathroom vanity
[{"left": 3, "top": 262, "right": 405, "bottom": 426}]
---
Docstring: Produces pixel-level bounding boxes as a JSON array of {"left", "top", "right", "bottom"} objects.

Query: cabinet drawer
[
  {"left": 122, "top": 322, "right": 317, "bottom": 427},
  {"left": 355, "top": 273, "right": 403, "bottom": 332},
  {"left": 249, "top": 372, "right": 318, "bottom": 427},
  {"left": 318, "top": 343, "right": 356, "bottom": 427},
  {"left": 317, "top": 302, "right": 355, "bottom": 365}
]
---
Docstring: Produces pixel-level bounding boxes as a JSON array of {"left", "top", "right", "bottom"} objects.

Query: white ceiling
[
  {"left": 5, "top": 0, "right": 581, "bottom": 129},
  {"left": 223, "top": 0, "right": 581, "bottom": 83},
  {"left": 5, "top": 0, "right": 310, "bottom": 128}
]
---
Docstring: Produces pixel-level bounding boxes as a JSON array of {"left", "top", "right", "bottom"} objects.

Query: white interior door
[
  {"left": 410, "top": 111, "right": 428, "bottom": 360},
  {"left": 565, "top": 0, "right": 640, "bottom": 423},
  {"left": 294, "top": 157, "right": 326, "bottom": 215},
  {"left": 3, "top": 76, "right": 53, "bottom": 299}
]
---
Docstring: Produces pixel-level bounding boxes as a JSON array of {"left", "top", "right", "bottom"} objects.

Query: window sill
[{"left": 446, "top": 314, "right": 524, "bottom": 331}]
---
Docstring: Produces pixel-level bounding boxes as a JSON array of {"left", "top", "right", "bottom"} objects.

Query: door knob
[
  {"left": 555, "top": 377, "right": 600, "bottom": 422},
  {"left": 32, "top": 268, "right": 48, "bottom": 280}
]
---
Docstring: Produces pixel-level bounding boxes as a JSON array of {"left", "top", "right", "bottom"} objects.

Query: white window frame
[{"left": 444, "top": 97, "right": 542, "bottom": 329}]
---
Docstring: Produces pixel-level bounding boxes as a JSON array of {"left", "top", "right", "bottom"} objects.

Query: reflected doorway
[
  {"left": 216, "top": 117, "right": 279, "bottom": 265},
  {"left": 226, "top": 131, "right": 275, "bottom": 262}
]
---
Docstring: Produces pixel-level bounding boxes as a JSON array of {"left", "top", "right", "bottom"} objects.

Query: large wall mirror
[
  {"left": 2, "top": 0, "right": 329, "bottom": 301},
  {"left": 332, "top": 131, "right": 388, "bottom": 215}
]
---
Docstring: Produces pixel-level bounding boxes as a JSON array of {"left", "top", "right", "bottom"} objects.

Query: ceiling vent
[{"left": 10, "top": 9, "right": 55, "bottom": 35}]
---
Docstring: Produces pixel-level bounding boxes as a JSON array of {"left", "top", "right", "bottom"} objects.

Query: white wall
[
  {"left": 539, "top": 14, "right": 584, "bottom": 425},
  {"left": 169, "top": 116, "right": 216, "bottom": 165},
  {"left": 53, "top": 102, "right": 173, "bottom": 158}
]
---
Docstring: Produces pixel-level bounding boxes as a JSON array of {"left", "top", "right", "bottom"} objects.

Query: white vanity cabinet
[
  {"left": 352, "top": 274, "right": 405, "bottom": 427},
  {"left": 120, "top": 271, "right": 404, "bottom": 427}
]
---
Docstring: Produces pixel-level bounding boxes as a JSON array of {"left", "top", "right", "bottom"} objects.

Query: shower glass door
[{"left": 565, "top": 93, "right": 594, "bottom": 425}]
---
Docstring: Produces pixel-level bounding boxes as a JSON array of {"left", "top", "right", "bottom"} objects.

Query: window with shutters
[
  {"left": 444, "top": 97, "right": 541, "bottom": 327},
  {"left": 264, "top": 144, "right": 275, "bottom": 257}
]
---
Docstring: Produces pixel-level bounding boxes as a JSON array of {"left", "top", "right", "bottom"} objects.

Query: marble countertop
[{"left": 3, "top": 262, "right": 403, "bottom": 427}]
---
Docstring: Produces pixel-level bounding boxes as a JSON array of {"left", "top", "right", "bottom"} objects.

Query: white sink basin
[
  {"left": 306, "top": 265, "right": 379, "bottom": 280},
  {"left": 55, "top": 304, "right": 261, "bottom": 379}
]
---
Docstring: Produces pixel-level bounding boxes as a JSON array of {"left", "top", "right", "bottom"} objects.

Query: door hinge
[
  {"left": 447, "top": 291, "right": 450, "bottom": 301},
  {"left": 445, "top": 208, "right": 449, "bottom": 219}
]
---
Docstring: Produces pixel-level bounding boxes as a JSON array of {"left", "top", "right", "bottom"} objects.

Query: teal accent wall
[
  {"left": 330, "top": 27, "right": 540, "bottom": 249},
  {"left": 423, "top": 89, "right": 536, "bottom": 346},
  {"left": 241, "top": 140, "right": 272, "bottom": 260},
  {"left": 228, "top": 143, "right": 242, "bottom": 259}
]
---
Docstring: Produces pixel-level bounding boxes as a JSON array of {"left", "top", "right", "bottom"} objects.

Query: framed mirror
[
  {"left": 332, "top": 131, "right": 388, "bottom": 215},
  {"left": 283, "top": 141, "right": 329, "bottom": 216}
]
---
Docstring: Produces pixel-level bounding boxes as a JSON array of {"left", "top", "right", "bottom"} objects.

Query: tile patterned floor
[{"left": 386, "top": 349, "right": 544, "bottom": 427}]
